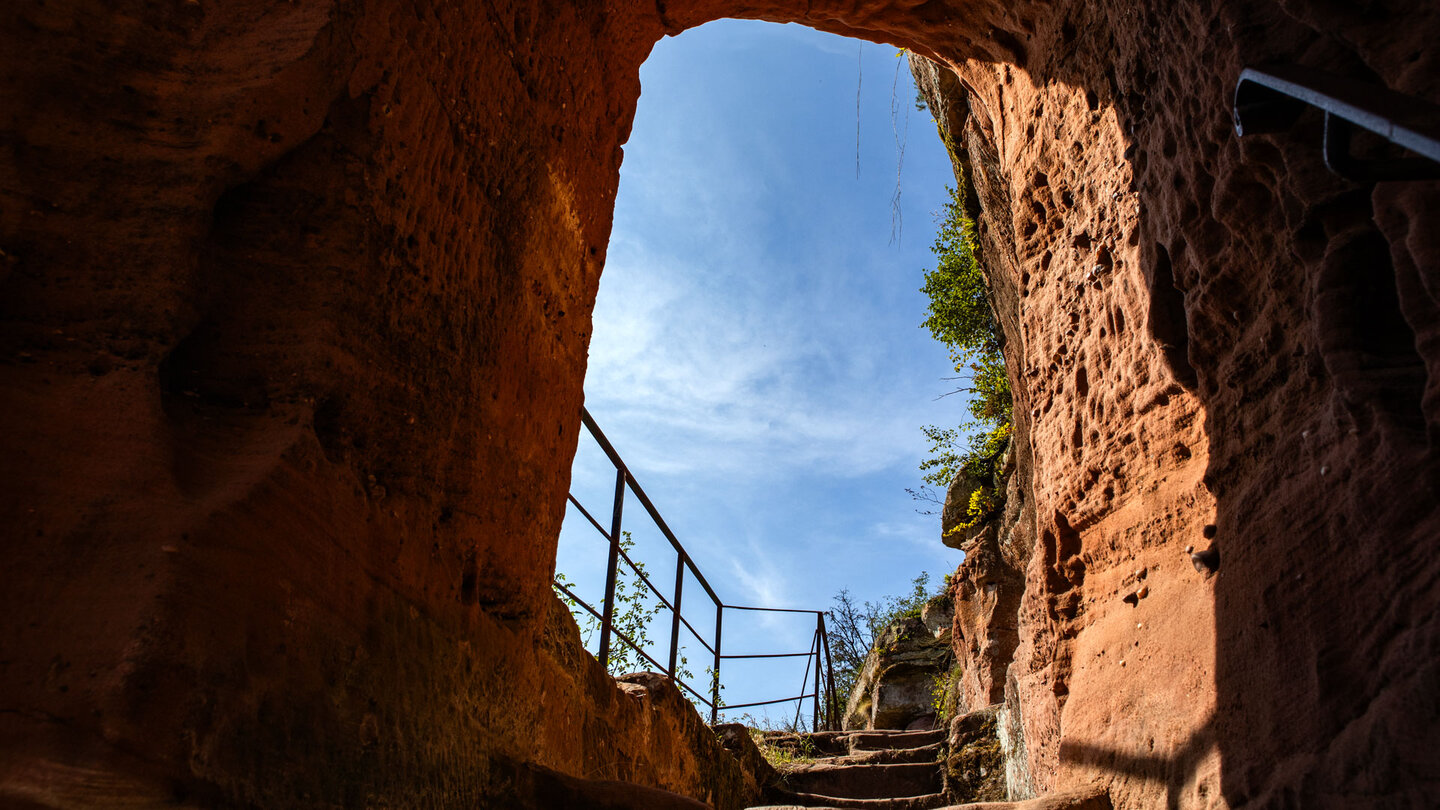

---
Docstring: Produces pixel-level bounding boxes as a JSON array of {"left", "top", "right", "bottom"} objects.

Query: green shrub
[
  {"left": 918, "top": 178, "right": 1012, "bottom": 500},
  {"left": 931, "top": 664, "right": 964, "bottom": 723}
]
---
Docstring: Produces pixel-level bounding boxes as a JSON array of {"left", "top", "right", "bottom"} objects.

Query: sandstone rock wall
[
  {"left": 910, "top": 5, "right": 1440, "bottom": 805},
  {"left": 2, "top": 0, "right": 1437, "bottom": 807}
]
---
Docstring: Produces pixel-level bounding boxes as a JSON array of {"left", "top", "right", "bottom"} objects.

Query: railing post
[
  {"left": 667, "top": 555, "right": 686, "bottom": 676},
  {"left": 597, "top": 468, "right": 626, "bottom": 670},
  {"left": 812, "top": 617, "right": 821, "bottom": 733},
  {"left": 820, "top": 613, "right": 837, "bottom": 730},
  {"left": 711, "top": 605, "right": 723, "bottom": 724}
]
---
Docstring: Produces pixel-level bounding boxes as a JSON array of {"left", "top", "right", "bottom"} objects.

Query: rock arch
[{"left": 1, "top": 0, "right": 1437, "bottom": 807}]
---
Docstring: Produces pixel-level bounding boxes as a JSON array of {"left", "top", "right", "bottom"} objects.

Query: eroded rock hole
[
  {"left": 158, "top": 185, "right": 276, "bottom": 414},
  {"left": 1045, "top": 512, "right": 1086, "bottom": 597},
  {"left": 1148, "top": 242, "right": 1198, "bottom": 389},
  {"left": 1315, "top": 228, "right": 1426, "bottom": 430},
  {"left": 461, "top": 550, "right": 479, "bottom": 605},
  {"left": 159, "top": 322, "right": 270, "bottom": 412}
]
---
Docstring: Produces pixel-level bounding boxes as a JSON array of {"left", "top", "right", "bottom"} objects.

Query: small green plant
[
  {"left": 931, "top": 664, "right": 964, "bottom": 723},
  {"left": 768, "top": 737, "right": 819, "bottom": 769},
  {"left": 555, "top": 534, "right": 716, "bottom": 713},
  {"left": 699, "top": 664, "right": 722, "bottom": 714},
  {"left": 744, "top": 723, "right": 820, "bottom": 769},
  {"left": 553, "top": 569, "right": 596, "bottom": 643},
  {"left": 605, "top": 532, "right": 664, "bottom": 673}
]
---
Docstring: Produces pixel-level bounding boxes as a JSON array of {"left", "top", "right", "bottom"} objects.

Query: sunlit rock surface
[{"left": 843, "top": 616, "right": 954, "bottom": 731}]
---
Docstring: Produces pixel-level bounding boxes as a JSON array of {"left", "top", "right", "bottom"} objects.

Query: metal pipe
[
  {"left": 725, "top": 691, "right": 817, "bottom": 709},
  {"left": 721, "top": 693, "right": 818, "bottom": 711},
  {"left": 613, "top": 537, "right": 675, "bottom": 612},
  {"left": 580, "top": 408, "right": 723, "bottom": 606},
  {"left": 1233, "top": 64, "right": 1440, "bottom": 182},
  {"left": 722, "top": 605, "right": 824, "bottom": 615},
  {"left": 565, "top": 493, "right": 611, "bottom": 541},
  {"left": 624, "top": 473, "right": 722, "bottom": 605},
  {"left": 574, "top": 408, "right": 845, "bottom": 723},
  {"left": 719, "top": 651, "right": 816, "bottom": 660},
  {"left": 552, "top": 579, "right": 602, "bottom": 622},
  {"left": 668, "top": 554, "right": 685, "bottom": 676},
  {"left": 596, "top": 467, "right": 626, "bottom": 669},
  {"left": 711, "top": 606, "right": 723, "bottom": 724},
  {"left": 792, "top": 631, "right": 816, "bottom": 732},
  {"left": 812, "top": 619, "right": 822, "bottom": 733},
  {"left": 675, "top": 613, "right": 716, "bottom": 657},
  {"left": 820, "top": 613, "right": 837, "bottom": 730},
  {"left": 604, "top": 618, "right": 710, "bottom": 704}
]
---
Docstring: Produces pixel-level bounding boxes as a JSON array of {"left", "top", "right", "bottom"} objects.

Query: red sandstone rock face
[
  {"left": 911, "top": 5, "right": 1440, "bottom": 806},
  {"left": 1, "top": 0, "right": 1437, "bottom": 807}
]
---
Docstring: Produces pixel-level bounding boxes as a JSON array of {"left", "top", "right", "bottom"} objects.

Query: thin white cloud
[{"left": 583, "top": 244, "right": 950, "bottom": 484}]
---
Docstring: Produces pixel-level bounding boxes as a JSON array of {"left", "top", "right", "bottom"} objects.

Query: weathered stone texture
[
  {"left": 913, "top": 3, "right": 1440, "bottom": 805},
  {"left": 844, "top": 617, "right": 954, "bottom": 731},
  {"left": 945, "top": 705, "right": 1009, "bottom": 803},
  {"left": 1, "top": 0, "right": 1438, "bottom": 806}
]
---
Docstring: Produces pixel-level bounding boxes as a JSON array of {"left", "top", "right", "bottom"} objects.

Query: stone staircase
[
  {"left": 749, "top": 728, "right": 949, "bottom": 809},
  {"left": 741, "top": 724, "right": 1112, "bottom": 810}
]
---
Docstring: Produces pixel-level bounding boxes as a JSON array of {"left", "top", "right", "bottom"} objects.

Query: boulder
[
  {"left": 920, "top": 592, "right": 955, "bottom": 642},
  {"left": 842, "top": 617, "right": 954, "bottom": 731},
  {"left": 941, "top": 471, "right": 987, "bottom": 549},
  {"left": 943, "top": 705, "right": 1007, "bottom": 803}
]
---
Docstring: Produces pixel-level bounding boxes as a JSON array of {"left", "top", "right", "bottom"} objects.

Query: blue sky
[{"left": 554, "top": 20, "right": 965, "bottom": 727}]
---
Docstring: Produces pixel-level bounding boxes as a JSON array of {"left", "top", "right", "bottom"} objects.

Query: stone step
[
  {"left": 756, "top": 731, "right": 843, "bottom": 758},
  {"left": 750, "top": 789, "right": 951, "bottom": 809},
  {"left": 777, "top": 761, "right": 942, "bottom": 800},
  {"left": 805, "top": 742, "right": 943, "bottom": 766},
  {"left": 761, "top": 728, "right": 945, "bottom": 759},
  {"left": 748, "top": 787, "right": 1110, "bottom": 810},
  {"left": 847, "top": 729, "right": 945, "bottom": 751},
  {"left": 932, "top": 787, "right": 1113, "bottom": 809}
]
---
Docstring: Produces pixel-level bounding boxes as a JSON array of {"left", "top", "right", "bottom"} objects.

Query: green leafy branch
[{"left": 917, "top": 174, "right": 1013, "bottom": 510}]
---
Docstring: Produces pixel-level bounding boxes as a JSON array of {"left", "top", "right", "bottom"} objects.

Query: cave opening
[
  {"left": 552, "top": 19, "right": 968, "bottom": 729},
  {"left": 7, "top": 0, "right": 1438, "bottom": 806}
]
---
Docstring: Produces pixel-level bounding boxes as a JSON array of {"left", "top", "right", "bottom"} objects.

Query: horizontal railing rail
[
  {"left": 1233, "top": 64, "right": 1440, "bottom": 182},
  {"left": 554, "top": 407, "right": 841, "bottom": 730}
]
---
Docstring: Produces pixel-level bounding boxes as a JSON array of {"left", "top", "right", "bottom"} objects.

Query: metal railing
[
  {"left": 553, "top": 407, "right": 840, "bottom": 730},
  {"left": 1233, "top": 64, "right": 1440, "bottom": 182}
]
